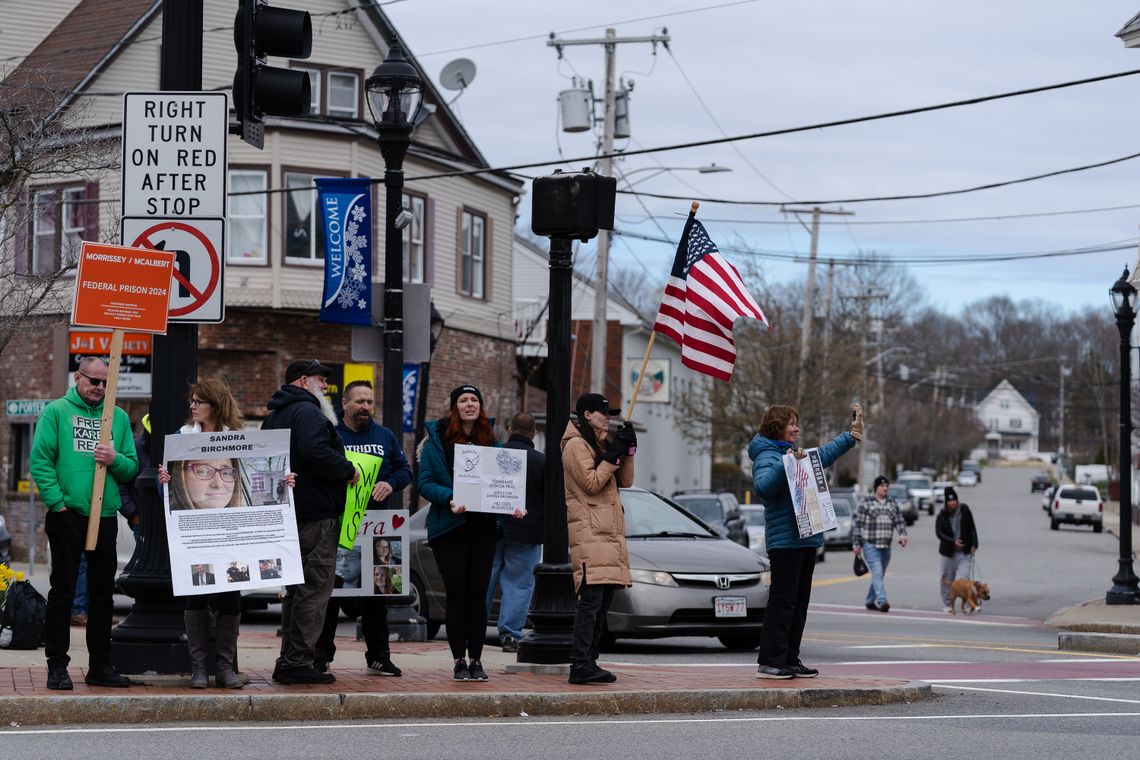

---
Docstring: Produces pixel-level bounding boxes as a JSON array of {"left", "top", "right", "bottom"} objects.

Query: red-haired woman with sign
[{"left": 417, "top": 385, "right": 504, "bottom": 683}]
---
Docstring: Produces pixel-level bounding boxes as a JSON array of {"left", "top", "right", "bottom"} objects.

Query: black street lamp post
[
  {"left": 1108, "top": 267, "right": 1140, "bottom": 605},
  {"left": 519, "top": 169, "right": 616, "bottom": 664},
  {"left": 366, "top": 44, "right": 421, "bottom": 435}
]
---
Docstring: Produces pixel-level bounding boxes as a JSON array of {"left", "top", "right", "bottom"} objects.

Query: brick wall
[{"left": 568, "top": 319, "right": 624, "bottom": 404}]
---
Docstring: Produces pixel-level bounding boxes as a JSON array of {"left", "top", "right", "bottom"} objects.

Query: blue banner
[
  {"left": 402, "top": 364, "right": 420, "bottom": 434},
  {"left": 317, "top": 177, "right": 373, "bottom": 326}
]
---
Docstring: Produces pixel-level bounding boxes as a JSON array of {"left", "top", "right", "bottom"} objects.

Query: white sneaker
[{"left": 942, "top": 606, "right": 952, "bottom": 613}]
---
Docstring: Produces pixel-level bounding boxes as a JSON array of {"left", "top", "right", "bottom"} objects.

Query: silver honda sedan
[{"left": 408, "top": 487, "right": 771, "bottom": 651}]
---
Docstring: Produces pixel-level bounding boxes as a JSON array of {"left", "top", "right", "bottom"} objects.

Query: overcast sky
[{"left": 388, "top": 0, "right": 1140, "bottom": 316}]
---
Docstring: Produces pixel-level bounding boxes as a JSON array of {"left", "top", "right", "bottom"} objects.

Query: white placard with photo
[
  {"left": 452, "top": 444, "right": 527, "bottom": 515},
  {"left": 331, "top": 509, "right": 410, "bottom": 597},
  {"left": 783, "top": 447, "right": 839, "bottom": 538},
  {"left": 163, "top": 429, "right": 303, "bottom": 596}
]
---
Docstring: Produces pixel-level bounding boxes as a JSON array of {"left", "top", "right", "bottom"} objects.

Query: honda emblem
[{"left": 715, "top": 576, "right": 731, "bottom": 590}]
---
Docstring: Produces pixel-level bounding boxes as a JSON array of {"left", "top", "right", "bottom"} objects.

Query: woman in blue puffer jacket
[{"left": 748, "top": 403, "right": 862, "bottom": 679}]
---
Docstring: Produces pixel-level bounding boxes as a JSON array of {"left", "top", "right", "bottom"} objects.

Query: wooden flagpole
[
  {"left": 624, "top": 201, "right": 699, "bottom": 421},
  {"left": 85, "top": 328, "right": 125, "bottom": 551}
]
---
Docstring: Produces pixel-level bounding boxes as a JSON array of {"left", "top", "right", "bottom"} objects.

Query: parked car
[
  {"left": 1048, "top": 484, "right": 1104, "bottom": 532},
  {"left": 670, "top": 491, "right": 748, "bottom": 547},
  {"left": 826, "top": 491, "right": 856, "bottom": 548},
  {"left": 897, "top": 472, "right": 935, "bottom": 515},
  {"left": 740, "top": 505, "right": 766, "bottom": 556},
  {"left": 932, "top": 480, "right": 954, "bottom": 508},
  {"left": 1031, "top": 473, "right": 1052, "bottom": 493},
  {"left": 408, "top": 488, "right": 772, "bottom": 650},
  {"left": 960, "top": 460, "right": 983, "bottom": 484},
  {"left": 887, "top": 484, "right": 918, "bottom": 525},
  {"left": 738, "top": 504, "right": 825, "bottom": 564},
  {"left": 956, "top": 470, "right": 978, "bottom": 487}
]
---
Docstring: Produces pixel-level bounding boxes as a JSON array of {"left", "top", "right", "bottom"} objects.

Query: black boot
[
  {"left": 183, "top": 609, "right": 210, "bottom": 689},
  {"left": 214, "top": 613, "right": 244, "bottom": 689}
]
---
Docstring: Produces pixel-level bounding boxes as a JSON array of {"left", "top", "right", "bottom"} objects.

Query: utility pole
[
  {"left": 820, "top": 259, "right": 836, "bottom": 438},
  {"left": 548, "top": 29, "right": 669, "bottom": 396},
  {"left": 844, "top": 286, "right": 885, "bottom": 488},
  {"left": 783, "top": 206, "right": 853, "bottom": 404}
]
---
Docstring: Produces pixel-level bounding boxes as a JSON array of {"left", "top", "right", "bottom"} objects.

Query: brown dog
[{"left": 949, "top": 579, "right": 990, "bottom": 615}]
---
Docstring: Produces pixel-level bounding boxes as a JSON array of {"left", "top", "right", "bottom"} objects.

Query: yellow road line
[{"left": 812, "top": 575, "right": 865, "bottom": 587}]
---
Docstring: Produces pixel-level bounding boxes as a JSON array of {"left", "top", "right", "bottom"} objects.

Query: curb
[
  {"left": 1058, "top": 631, "right": 1140, "bottom": 655},
  {"left": 0, "top": 682, "right": 932, "bottom": 726}
]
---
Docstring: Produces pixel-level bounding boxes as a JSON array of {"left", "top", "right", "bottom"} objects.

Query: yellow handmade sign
[{"left": 340, "top": 450, "right": 383, "bottom": 549}]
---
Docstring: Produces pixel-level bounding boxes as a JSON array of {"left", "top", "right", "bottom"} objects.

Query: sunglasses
[
  {"left": 77, "top": 371, "right": 106, "bottom": 387},
  {"left": 185, "top": 463, "right": 238, "bottom": 483}
]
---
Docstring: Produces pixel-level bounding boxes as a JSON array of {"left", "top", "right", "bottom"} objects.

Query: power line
[
  {"left": 620, "top": 151, "right": 1140, "bottom": 206},
  {"left": 624, "top": 202, "right": 1140, "bottom": 227},
  {"left": 403, "top": 67, "right": 1140, "bottom": 185},
  {"left": 612, "top": 227, "right": 1139, "bottom": 266},
  {"left": 411, "top": 0, "right": 766, "bottom": 57}
]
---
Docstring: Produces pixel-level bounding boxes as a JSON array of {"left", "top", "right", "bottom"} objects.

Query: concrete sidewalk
[{"left": 0, "top": 628, "right": 929, "bottom": 725}]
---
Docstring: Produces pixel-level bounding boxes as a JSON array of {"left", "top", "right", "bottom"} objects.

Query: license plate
[{"left": 714, "top": 596, "right": 747, "bottom": 618}]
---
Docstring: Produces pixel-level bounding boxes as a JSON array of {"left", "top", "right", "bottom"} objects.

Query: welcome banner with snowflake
[{"left": 317, "top": 177, "right": 373, "bottom": 325}]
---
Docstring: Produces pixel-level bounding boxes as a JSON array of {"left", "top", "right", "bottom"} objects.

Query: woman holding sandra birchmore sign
[{"left": 417, "top": 385, "right": 519, "bottom": 683}]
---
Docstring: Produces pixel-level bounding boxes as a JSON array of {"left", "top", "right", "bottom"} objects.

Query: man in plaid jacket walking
[{"left": 853, "top": 476, "right": 908, "bottom": 612}]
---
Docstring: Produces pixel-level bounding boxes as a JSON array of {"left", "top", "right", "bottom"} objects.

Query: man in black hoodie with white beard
[{"left": 263, "top": 359, "right": 359, "bottom": 684}]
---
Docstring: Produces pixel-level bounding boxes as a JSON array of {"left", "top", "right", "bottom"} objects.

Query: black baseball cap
[
  {"left": 285, "top": 359, "right": 334, "bottom": 384},
  {"left": 576, "top": 393, "right": 621, "bottom": 417}
]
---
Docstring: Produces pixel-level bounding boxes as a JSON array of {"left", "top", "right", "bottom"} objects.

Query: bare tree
[{"left": 0, "top": 66, "right": 117, "bottom": 354}]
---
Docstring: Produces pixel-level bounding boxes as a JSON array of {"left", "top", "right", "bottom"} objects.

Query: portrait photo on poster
[
  {"left": 226, "top": 562, "right": 251, "bottom": 583},
  {"left": 163, "top": 429, "right": 304, "bottom": 597},
  {"left": 258, "top": 558, "right": 283, "bottom": 580},
  {"left": 332, "top": 510, "right": 409, "bottom": 598}
]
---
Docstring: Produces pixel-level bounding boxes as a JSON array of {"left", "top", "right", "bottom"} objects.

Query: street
[{"left": 4, "top": 465, "right": 1138, "bottom": 755}]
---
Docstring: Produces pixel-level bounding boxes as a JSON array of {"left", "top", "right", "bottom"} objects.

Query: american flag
[{"left": 652, "top": 218, "right": 768, "bottom": 381}]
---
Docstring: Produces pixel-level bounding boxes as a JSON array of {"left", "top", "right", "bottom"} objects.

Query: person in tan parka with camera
[{"left": 561, "top": 393, "right": 637, "bottom": 685}]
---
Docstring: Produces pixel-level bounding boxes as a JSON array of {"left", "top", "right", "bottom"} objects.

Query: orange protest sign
[{"left": 71, "top": 241, "right": 175, "bottom": 334}]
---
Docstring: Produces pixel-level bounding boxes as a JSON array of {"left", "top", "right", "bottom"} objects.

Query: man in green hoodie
[{"left": 30, "top": 356, "right": 138, "bottom": 690}]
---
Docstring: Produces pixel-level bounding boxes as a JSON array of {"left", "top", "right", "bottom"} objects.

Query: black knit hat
[
  {"left": 873, "top": 475, "right": 890, "bottom": 489},
  {"left": 944, "top": 486, "right": 959, "bottom": 503},
  {"left": 449, "top": 384, "right": 483, "bottom": 409}
]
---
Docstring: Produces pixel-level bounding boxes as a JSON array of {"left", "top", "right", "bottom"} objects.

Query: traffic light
[{"left": 233, "top": 0, "right": 313, "bottom": 149}]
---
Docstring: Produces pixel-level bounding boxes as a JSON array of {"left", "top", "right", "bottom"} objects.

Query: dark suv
[
  {"left": 670, "top": 491, "right": 749, "bottom": 547},
  {"left": 1031, "top": 473, "right": 1052, "bottom": 493}
]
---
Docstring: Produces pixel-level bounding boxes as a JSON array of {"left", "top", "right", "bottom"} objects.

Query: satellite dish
[{"left": 440, "top": 58, "right": 477, "bottom": 91}]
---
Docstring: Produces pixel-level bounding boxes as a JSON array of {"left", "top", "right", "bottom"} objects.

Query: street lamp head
[
  {"left": 366, "top": 43, "right": 422, "bottom": 129},
  {"left": 1110, "top": 266, "right": 1137, "bottom": 315},
  {"left": 429, "top": 303, "right": 445, "bottom": 352},
  {"left": 697, "top": 163, "right": 732, "bottom": 174}
]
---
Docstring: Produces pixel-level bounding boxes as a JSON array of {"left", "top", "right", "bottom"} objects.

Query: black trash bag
[
  {"left": 0, "top": 580, "right": 47, "bottom": 649},
  {"left": 853, "top": 554, "right": 869, "bottom": 577}
]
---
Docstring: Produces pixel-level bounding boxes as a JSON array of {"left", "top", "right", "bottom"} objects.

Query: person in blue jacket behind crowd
[
  {"left": 314, "top": 379, "right": 411, "bottom": 677},
  {"left": 418, "top": 385, "right": 521, "bottom": 683},
  {"left": 749, "top": 402, "right": 862, "bottom": 680}
]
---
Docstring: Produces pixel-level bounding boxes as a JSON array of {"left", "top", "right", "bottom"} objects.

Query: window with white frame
[
  {"left": 987, "top": 417, "right": 999, "bottom": 430},
  {"left": 31, "top": 184, "right": 87, "bottom": 274},
  {"left": 294, "top": 66, "right": 321, "bottom": 116},
  {"left": 228, "top": 169, "right": 267, "bottom": 263},
  {"left": 32, "top": 191, "right": 56, "bottom": 274},
  {"left": 401, "top": 193, "right": 425, "bottom": 283},
  {"left": 60, "top": 188, "right": 85, "bottom": 267},
  {"left": 459, "top": 210, "right": 485, "bottom": 298},
  {"left": 1010, "top": 418, "right": 1022, "bottom": 429},
  {"left": 284, "top": 172, "right": 324, "bottom": 263},
  {"left": 327, "top": 71, "right": 359, "bottom": 118}
]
